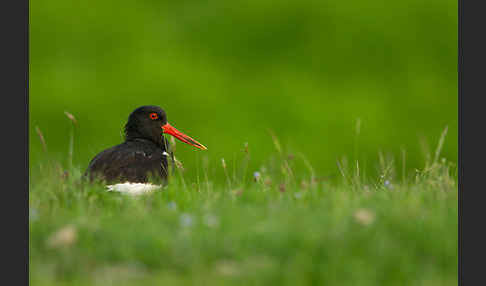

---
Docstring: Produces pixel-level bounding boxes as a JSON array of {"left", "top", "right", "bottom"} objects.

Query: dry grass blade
[
  {"left": 353, "top": 159, "right": 361, "bottom": 189},
  {"left": 267, "top": 129, "right": 282, "bottom": 155},
  {"left": 221, "top": 158, "right": 232, "bottom": 188},
  {"left": 433, "top": 126, "right": 448, "bottom": 164},
  {"left": 354, "top": 117, "right": 361, "bottom": 160},
  {"left": 401, "top": 147, "right": 407, "bottom": 183},
  {"left": 170, "top": 136, "right": 177, "bottom": 152},
  {"left": 64, "top": 111, "right": 77, "bottom": 171},
  {"left": 172, "top": 155, "right": 187, "bottom": 189},
  {"left": 35, "top": 126, "right": 47, "bottom": 153},
  {"left": 336, "top": 157, "right": 350, "bottom": 184},
  {"left": 418, "top": 136, "right": 431, "bottom": 166},
  {"left": 299, "top": 153, "right": 316, "bottom": 181},
  {"left": 240, "top": 142, "right": 251, "bottom": 187}
]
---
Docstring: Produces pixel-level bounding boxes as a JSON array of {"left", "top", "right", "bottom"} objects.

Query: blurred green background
[{"left": 29, "top": 0, "right": 457, "bottom": 183}]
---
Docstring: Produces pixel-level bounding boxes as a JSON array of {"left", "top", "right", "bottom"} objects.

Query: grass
[{"left": 29, "top": 130, "right": 457, "bottom": 286}]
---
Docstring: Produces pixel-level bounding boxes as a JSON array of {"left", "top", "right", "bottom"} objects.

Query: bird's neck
[
  {"left": 124, "top": 123, "right": 164, "bottom": 148},
  {"left": 124, "top": 123, "right": 144, "bottom": 140}
]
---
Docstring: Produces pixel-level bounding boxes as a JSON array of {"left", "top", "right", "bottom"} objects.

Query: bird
[{"left": 84, "top": 105, "right": 207, "bottom": 195}]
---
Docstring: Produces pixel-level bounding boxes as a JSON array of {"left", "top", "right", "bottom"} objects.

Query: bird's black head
[
  {"left": 124, "top": 105, "right": 167, "bottom": 146},
  {"left": 124, "top": 105, "right": 207, "bottom": 150}
]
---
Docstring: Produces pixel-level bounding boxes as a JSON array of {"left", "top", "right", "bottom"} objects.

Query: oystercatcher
[{"left": 84, "top": 105, "right": 207, "bottom": 195}]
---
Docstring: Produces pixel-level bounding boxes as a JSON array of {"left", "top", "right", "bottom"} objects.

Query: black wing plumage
[{"left": 84, "top": 139, "right": 170, "bottom": 184}]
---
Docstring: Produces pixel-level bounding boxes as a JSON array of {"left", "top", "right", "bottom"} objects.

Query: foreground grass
[{"left": 29, "top": 152, "right": 457, "bottom": 286}]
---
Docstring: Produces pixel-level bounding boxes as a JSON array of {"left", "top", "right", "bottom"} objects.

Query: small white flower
[
  {"left": 253, "top": 171, "right": 261, "bottom": 181},
  {"left": 384, "top": 180, "right": 394, "bottom": 190},
  {"left": 180, "top": 213, "right": 193, "bottom": 228}
]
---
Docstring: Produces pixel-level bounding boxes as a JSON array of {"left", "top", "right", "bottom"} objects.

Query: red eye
[{"left": 149, "top": 113, "right": 158, "bottom": 120}]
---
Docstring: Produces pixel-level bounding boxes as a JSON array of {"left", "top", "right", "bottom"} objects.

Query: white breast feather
[{"left": 106, "top": 182, "right": 162, "bottom": 196}]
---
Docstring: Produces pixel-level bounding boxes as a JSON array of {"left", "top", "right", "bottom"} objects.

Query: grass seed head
[
  {"left": 174, "top": 157, "right": 184, "bottom": 171},
  {"left": 64, "top": 111, "right": 77, "bottom": 125}
]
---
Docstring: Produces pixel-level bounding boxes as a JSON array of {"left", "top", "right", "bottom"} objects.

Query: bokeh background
[{"left": 29, "top": 0, "right": 457, "bottom": 183}]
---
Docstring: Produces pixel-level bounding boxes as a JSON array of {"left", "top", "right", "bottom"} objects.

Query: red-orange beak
[{"left": 162, "top": 123, "right": 207, "bottom": 150}]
